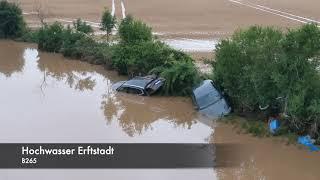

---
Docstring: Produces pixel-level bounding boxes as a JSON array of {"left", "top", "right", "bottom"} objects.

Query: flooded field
[
  {"left": 0, "top": 40, "right": 213, "bottom": 143},
  {"left": 14, "top": 0, "right": 320, "bottom": 54},
  {"left": 0, "top": 41, "right": 320, "bottom": 180}
]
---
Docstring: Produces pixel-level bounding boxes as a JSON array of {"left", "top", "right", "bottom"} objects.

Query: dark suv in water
[{"left": 112, "top": 75, "right": 165, "bottom": 96}]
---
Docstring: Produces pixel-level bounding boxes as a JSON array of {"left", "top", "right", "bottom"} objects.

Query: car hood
[{"left": 111, "top": 81, "right": 126, "bottom": 91}]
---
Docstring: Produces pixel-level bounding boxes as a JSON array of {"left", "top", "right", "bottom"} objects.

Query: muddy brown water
[{"left": 0, "top": 40, "right": 320, "bottom": 180}]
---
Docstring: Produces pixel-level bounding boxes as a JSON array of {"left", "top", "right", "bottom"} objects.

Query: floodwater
[
  {"left": 0, "top": 40, "right": 320, "bottom": 180},
  {"left": 0, "top": 40, "right": 217, "bottom": 179},
  {"left": 162, "top": 38, "right": 218, "bottom": 52}
]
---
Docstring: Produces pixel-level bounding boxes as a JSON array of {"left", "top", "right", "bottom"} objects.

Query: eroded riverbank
[{"left": 0, "top": 40, "right": 319, "bottom": 180}]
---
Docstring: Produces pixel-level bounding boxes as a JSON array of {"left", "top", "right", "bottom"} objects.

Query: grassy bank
[{"left": 221, "top": 115, "right": 299, "bottom": 145}]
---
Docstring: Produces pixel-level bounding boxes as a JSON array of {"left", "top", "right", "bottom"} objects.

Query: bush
[
  {"left": 60, "top": 29, "right": 112, "bottom": 65},
  {"left": 20, "top": 28, "right": 39, "bottom": 43},
  {"left": 60, "top": 27, "right": 88, "bottom": 58},
  {"left": 112, "top": 41, "right": 170, "bottom": 75},
  {"left": 73, "top": 19, "right": 93, "bottom": 34},
  {"left": 158, "top": 61, "right": 200, "bottom": 96},
  {"left": 118, "top": 15, "right": 152, "bottom": 44},
  {"left": 214, "top": 24, "right": 320, "bottom": 139},
  {"left": 0, "top": 1, "right": 26, "bottom": 38},
  {"left": 280, "top": 24, "right": 320, "bottom": 136},
  {"left": 214, "top": 26, "right": 284, "bottom": 111},
  {"left": 37, "top": 22, "right": 65, "bottom": 52}
]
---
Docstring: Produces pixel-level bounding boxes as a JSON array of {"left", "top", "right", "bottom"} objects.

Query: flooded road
[{"left": 0, "top": 40, "right": 320, "bottom": 180}]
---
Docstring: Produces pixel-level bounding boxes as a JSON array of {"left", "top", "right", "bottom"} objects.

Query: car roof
[{"left": 122, "top": 77, "right": 154, "bottom": 89}]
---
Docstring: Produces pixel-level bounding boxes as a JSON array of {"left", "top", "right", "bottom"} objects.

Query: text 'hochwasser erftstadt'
[{"left": 21, "top": 146, "right": 115, "bottom": 156}]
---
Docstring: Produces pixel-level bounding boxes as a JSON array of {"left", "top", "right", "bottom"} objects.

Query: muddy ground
[
  {"left": 13, "top": 0, "right": 320, "bottom": 38},
  {"left": 12, "top": 0, "right": 320, "bottom": 61}
]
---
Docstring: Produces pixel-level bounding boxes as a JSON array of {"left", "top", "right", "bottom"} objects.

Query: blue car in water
[{"left": 192, "top": 80, "right": 231, "bottom": 117}]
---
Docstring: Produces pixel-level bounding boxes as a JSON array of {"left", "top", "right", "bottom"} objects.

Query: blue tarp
[
  {"left": 269, "top": 119, "right": 280, "bottom": 134},
  {"left": 298, "top": 136, "right": 320, "bottom": 152}
]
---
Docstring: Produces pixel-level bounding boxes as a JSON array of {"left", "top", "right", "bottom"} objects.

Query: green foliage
[
  {"left": 73, "top": 19, "right": 93, "bottom": 34},
  {"left": 37, "top": 22, "right": 65, "bottom": 52},
  {"left": 118, "top": 15, "right": 152, "bottom": 44},
  {"left": 114, "top": 15, "right": 196, "bottom": 95},
  {"left": 159, "top": 61, "right": 200, "bottom": 96},
  {"left": 214, "top": 24, "right": 320, "bottom": 139},
  {"left": 101, "top": 9, "right": 116, "bottom": 41},
  {"left": 242, "top": 120, "right": 269, "bottom": 137},
  {"left": 60, "top": 27, "right": 112, "bottom": 65},
  {"left": 280, "top": 24, "right": 320, "bottom": 136},
  {"left": 60, "top": 27, "right": 88, "bottom": 58},
  {"left": 112, "top": 41, "right": 176, "bottom": 75},
  {"left": 0, "top": 0, "right": 26, "bottom": 38},
  {"left": 20, "top": 28, "right": 39, "bottom": 43},
  {"left": 214, "top": 26, "right": 284, "bottom": 111}
]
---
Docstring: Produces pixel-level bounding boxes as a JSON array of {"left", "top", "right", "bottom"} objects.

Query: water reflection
[
  {"left": 0, "top": 40, "right": 213, "bottom": 143},
  {"left": 0, "top": 40, "right": 217, "bottom": 180},
  {"left": 101, "top": 89, "right": 197, "bottom": 136},
  {"left": 37, "top": 52, "right": 97, "bottom": 92},
  {"left": 0, "top": 41, "right": 25, "bottom": 77}
]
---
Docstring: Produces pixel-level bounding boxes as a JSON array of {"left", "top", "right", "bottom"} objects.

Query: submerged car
[
  {"left": 192, "top": 80, "right": 231, "bottom": 117},
  {"left": 112, "top": 75, "right": 165, "bottom": 96}
]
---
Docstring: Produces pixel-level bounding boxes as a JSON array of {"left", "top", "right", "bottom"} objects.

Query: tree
[
  {"left": 33, "top": 0, "right": 50, "bottom": 26},
  {"left": 0, "top": 0, "right": 26, "bottom": 38},
  {"left": 118, "top": 15, "right": 152, "bottom": 44},
  {"left": 100, "top": 8, "right": 116, "bottom": 42},
  {"left": 73, "top": 18, "right": 93, "bottom": 34}
]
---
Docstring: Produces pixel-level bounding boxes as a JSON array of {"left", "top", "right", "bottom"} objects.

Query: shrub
[
  {"left": 20, "top": 28, "right": 39, "bottom": 43},
  {"left": 0, "top": 1, "right": 26, "bottom": 38},
  {"left": 60, "top": 27, "right": 88, "bottom": 58},
  {"left": 60, "top": 29, "right": 112, "bottom": 65},
  {"left": 112, "top": 41, "right": 170, "bottom": 75},
  {"left": 159, "top": 61, "right": 200, "bottom": 96},
  {"left": 118, "top": 15, "right": 152, "bottom": 44},
  {"left": 112, "top": 40, "right": 194, "bottom": 75},
  {"left": 73, "top": 19, "right": 93, "bottom": 34},
  {"left": 213, "top": 24, "right": 320, "bottom": 139},
  {"left": 37, "top": 22, "right": 65, "bottom": 52},
  {"left": 280, "top": 24, "right": 320, "bottom": 136},
  {"left": 88, "top": 42, "right": 113, "bottom": 65},
  {"left": 214, "top": 26, "right": 285, "bottom": 111}
]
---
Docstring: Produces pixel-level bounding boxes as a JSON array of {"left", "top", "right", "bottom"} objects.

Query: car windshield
[
  {"left": 197, "top": 91, "right": 221, "bottom": 109},
  {"left": 193, "top": 81, "right": 222, "bottom": 109}
]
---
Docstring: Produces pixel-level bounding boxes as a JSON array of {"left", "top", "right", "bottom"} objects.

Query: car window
[
  {"left": 119, "top": 87, "right": 144, "bottom": 95},
  {"left": 128, "top": 88, "right": 144, "bottom": 95}
]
